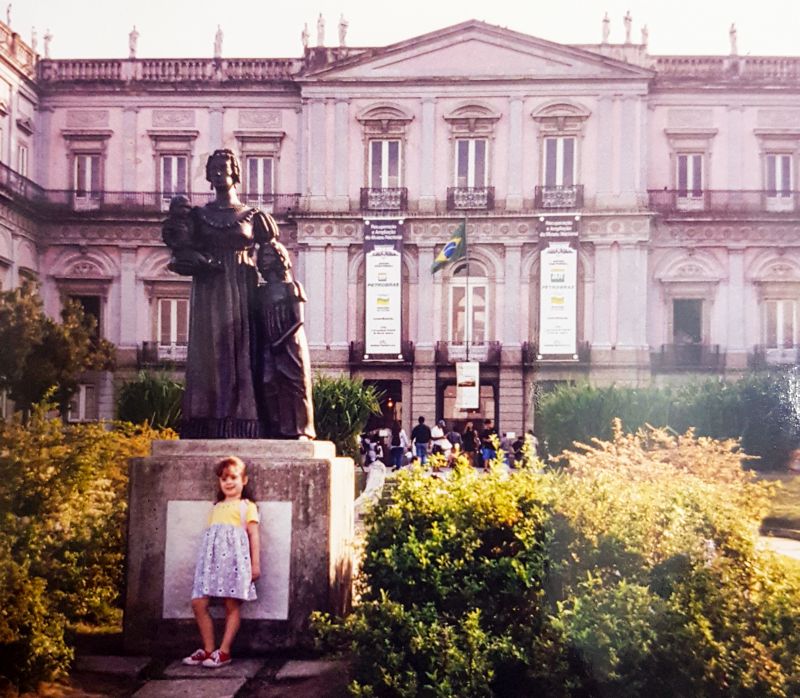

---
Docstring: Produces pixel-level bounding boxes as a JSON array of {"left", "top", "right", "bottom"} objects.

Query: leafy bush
[
  {"left": 313, "top": 374, "right": 382, "bottom": 459},
  {"left": 117, "top": 371, "right": 184, "bottom": 430},
  {"left": 0, "top": 402, "right": 175, "bottom": 691},
  {"left": 537, "top": 373, "right": 800, "bottom": 469},
  {"left": 315, "top": 424, "right": 800, "bottom": 696}
]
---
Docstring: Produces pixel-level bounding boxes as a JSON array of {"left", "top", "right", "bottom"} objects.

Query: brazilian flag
[{"left": 431, "top": 221, "right": 467, "bottom": 274}]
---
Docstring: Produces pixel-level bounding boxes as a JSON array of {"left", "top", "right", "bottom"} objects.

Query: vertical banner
[
  {"left": 538, "top": 242, "right": 578, "bottom": 358},
  {"left": 364, "top": 219, "right": 404, "bottom": 357},
  {"left": 456, "top": 361, "right": 480, "bottom": 410}
]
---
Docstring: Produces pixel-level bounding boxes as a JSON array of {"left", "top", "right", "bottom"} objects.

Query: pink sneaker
[
  {"left": 182, "top": 648, "right": 210, "bottom": 666},
  {"left": 202, "top": 649, "right": 232, "bottom": 668}
]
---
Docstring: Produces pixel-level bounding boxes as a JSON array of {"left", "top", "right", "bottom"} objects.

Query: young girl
[{"left": 182, "top": 456, "right": 261, "bottom": 668}]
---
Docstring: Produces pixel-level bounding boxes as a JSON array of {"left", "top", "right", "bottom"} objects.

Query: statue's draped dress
[{"left": 181, "top": 204, "right": 263, "bottom": 438}]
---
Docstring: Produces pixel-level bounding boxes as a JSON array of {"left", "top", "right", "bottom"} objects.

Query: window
[
  {"left": 677, "top": 154, "right": 703, "bottom": 198},
  {"left": 245, "top": 156, "right": 273, "bottom": 206},
  {"left": 449, "top": 263, "right": 488, "bottom": 345},
  {"left": 455, "top": 139, "right": 487, "bottom": 188},
  {"left": 673, "top": 299, "right": 702, "bottom": 344},
  {"left": 161, "top": 155, "right": 188, "bottom": 202},
  {"left": 369, "top": 140, "right": 400, "bottom": 188},
  {"left": 74, "top": 153, "right": 102, "bottom": 202},
  {"left": 544, "top": 137, "right": 575, "bottom": 187},
  {"left": 766, "top": 154, "right": 792, "bottom": 197},
  {"left": 69, "top": 294, "right": 102, "bottom": 339},
  {"left": 68, "top": 384, "right": 98, "bottom": 422},
  {"left": 158, "top": 298, "right": 189, "bottom": 347},
  {"left": 765, "top": 299, "right": 796, "bottom": 349},
  {"left": 17, "top": 143, "right": 27, "bottom": 177}
]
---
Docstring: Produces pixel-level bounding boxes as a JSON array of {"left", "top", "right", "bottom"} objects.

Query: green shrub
[
  {"left": 117, "top": 371, "right": 184, "bottom": 430},
  {"left": 316, "top": 425, "right": 800, "bottom": 696},
  {"left": 0, "top": 401, "right": 174, "bottom": 691},
  {"left": 312, "top": 374, "right": 382, "bottom": 459},
  {"left": 537, "top": 373, "right": 800, "bottom": 469}
]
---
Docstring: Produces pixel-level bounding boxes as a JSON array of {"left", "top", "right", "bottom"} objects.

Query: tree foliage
[
  {"left": 316, "top": 425, "right": 800, "bottom": 696},
  {"left": 0, "top": 401, "right": 175, "bottom": 691},
  {"left": 117, "top": 371, "right": 184, "bottom": 430},
  {"left": 312, "top": 374, "right": 383, "bottom": 458},
  {"left": 537, "top": 374, "right": 800, "bottom": 469},
  {"left": 0, "top": 282, "right": 115, "bottom": 417}
]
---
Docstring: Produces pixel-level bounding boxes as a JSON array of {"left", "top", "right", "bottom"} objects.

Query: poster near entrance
[
  {"left": 538, "top": 241, "right": 578, "bottom": 358},
  {"left": 363, "top": 219, "right": 404, "bottom": 357},
  {"left": 455, "top": 361, "right": 480, "bottom": 410}
]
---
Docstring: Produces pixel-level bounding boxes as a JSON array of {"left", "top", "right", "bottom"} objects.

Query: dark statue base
[{"left": 123, "top": 440, "right": 353, "bottom": 654}]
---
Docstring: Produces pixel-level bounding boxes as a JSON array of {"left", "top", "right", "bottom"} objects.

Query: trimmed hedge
[{"left": 537, "top": 373, "right": 800, "bottom": 469}]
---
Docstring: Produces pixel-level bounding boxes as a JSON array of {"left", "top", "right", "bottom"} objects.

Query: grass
[{"left": 759, "top": 471, "right": 800, "bottom": 532}]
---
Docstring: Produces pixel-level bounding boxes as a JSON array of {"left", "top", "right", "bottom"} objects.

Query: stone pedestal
[{"left": 123, "top": 440, "right": 354, "bottom": 655}]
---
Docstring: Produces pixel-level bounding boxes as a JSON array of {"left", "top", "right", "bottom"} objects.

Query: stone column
[
  {"left": 619, "top": 97, "right": 637, "bottom": 208},
  {"left": 121, "top": 107, "right": 138, "bottom": 192},
  {"left": 506, "top": 97, "right": 524, "bottom": 211},
  {"left": 304, "top": 242, "right": 326, "bottom": 346},
  {"left": 595, "top": 97, "right": 613, "bottom": 209},
  {"left": 615, "top": 241, "right": 648, "bottom": 359},
  {"left": 118, "top": 248, "right": 138, "bottom": 351},
  {"left": 208, "top": 106, "right": 224, "bottom": 152},
  {"left": 332, "top": 98, "right": 349, "bottom": 211},
  {"left": 592, "top": 241, "right": 614, "bottom": 357},
  {"left": 726, "top": 248, "right": 747, "bottom": 369},
  {"left": 416, "top": 244, "right": 435, "bottom": 346},
  {"left": 296, "top": 105, "right": 306, "bottom": 197},
  {"left": 329, "top": 243, "right": 349, "bottom": 347},
  {"left": 418, "top": 98, "right": 436, "bottom": 213},
  {"left": 503, "top": 243, "right": 522, "bottom": 347},
  {"left": 308, "top": 99, "right": 327, "bottom": 211},
  {"left": 34, "top": 107, "right": 52, "bottom": 188}
]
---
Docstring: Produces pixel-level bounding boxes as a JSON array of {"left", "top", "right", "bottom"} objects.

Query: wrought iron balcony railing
[
  {"left": 648, "top": 189, "right": 800, "bottom": 215},
  {"left": 534, "top": 185, "right": 584, "bottom": 210},
  {"left": 0, "top": 161, "right": 300, "bottom": 218},
  {"left": 359, "top": 187, "right": 408, "bottom": 211},
  {"left": 349, "top": 340, "right": 414, "bottom": 364},
  {"left": 446, "top": 187, "right": 495, "bottom": 211},
  {"left": 138, "top": 341, "right": 188, "bottom": 366},
  {"left": 434, "top": 341, "right": 501, "bottom": 365},
  {"left": 521, "top": 340, "right": 591, "bottom": 366},
  {"left": 749, "top": 345, "right": 800, "bottom": 370},
  {"left": 650, "top": 343, "right": 724, "bottom": 371}
]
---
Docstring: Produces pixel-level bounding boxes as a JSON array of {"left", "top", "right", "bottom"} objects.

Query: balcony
[
  {"left": 0, "top": 162, "right": 301, "bottom": 218},
  {"left": 446, "top": 187, "right": 495, "bottom": 211},
  {"left": 534, "top": 185, "right": 584, "bottom": 210},
  {"left": 349, "top": 340, "right": 414, "bottom": 365},
  {"left": 435, "top": 341, "right": 501, "bottom": 366},
  {"left": 648, "top": 189, "right": 800, "bottom": 215},
  {"left": 521, "top": 340, "right": 591, "bottom": 366},
  {"left": 360, "top": 187, "right": 408, "bottom": 212},
  {"left": 749, "top": 345, "right": 800, "bottom": 370},
  {"left": 650, "top": 344, "right": 724, "bottom": 371},
  {"left": 138, "top": 341, "right": 188, "bottom": 367}
]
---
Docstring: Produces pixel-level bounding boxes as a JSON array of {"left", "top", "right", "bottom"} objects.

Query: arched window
[{"left": 448, "top": 261, "right": 488, "bottom": 345}]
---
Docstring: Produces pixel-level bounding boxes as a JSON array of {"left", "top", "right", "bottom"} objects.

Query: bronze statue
[
  {"left": 162, "top": 149, "right": 315, "bottom": 440},
  {"left": 254, "top": 216, "right": 315, "bottom": 440}
]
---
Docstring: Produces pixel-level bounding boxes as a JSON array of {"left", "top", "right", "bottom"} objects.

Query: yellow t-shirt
[{"left": 208, "top": 499, "right": 259, "bottom": 527}]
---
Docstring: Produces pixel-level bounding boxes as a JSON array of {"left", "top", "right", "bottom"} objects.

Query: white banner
[
  {"left": 538, "top": 242, "right": 577, "bottom": 357},
  {"left": 456, "top": 361, "right": 480, "bottom": 410},
  {"left": 364, "top": 220, "right": 403, "bottom": 356}
]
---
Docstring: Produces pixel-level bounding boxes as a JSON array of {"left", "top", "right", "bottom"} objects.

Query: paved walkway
[
  {"left": 760, "top": 535, "right": 800, "bottom": 561},
  {"left": 70, "top": 655, "right": 350, "bottom": 697}
]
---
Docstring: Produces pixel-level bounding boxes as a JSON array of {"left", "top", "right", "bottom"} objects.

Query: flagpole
[{"left": 464, "top": 212, "right": 470, "bottom": 362}]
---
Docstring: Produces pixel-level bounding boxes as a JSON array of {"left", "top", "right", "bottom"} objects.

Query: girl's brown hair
[{"left": 215, "top": 456, "right": 255, "bottom": 502}]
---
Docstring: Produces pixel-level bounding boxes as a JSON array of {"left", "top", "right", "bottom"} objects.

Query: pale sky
[{"left": 13, "top": 0, "right": 800, "bottom": 60}]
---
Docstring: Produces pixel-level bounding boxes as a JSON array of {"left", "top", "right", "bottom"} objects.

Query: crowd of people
[{"left": 360, "top": 416, "right": 540, "bottom": 470}]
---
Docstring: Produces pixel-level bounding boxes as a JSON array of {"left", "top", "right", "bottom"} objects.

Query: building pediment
[{"left": 304, "top": 20, "right": 653, "bottom": 83}]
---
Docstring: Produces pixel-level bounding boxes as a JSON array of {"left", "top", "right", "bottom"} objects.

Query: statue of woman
[
  {"left": 165, "top": 149, "right": 265, "bottom": 438},
  {"left": 163, "top": 149, "right": 314, "bottom": 439},
  {"left": 254, "top": 216, "right": 316, "bottom": 440}
]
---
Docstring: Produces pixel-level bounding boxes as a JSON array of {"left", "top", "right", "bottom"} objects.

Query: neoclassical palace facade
[{"left": 2, "top": 18, "right": 799, "bottom": 433}]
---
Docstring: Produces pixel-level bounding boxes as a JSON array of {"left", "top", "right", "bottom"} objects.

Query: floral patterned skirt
[{"left": 191, "top": 523, "right": 257, "bottom": 601}]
